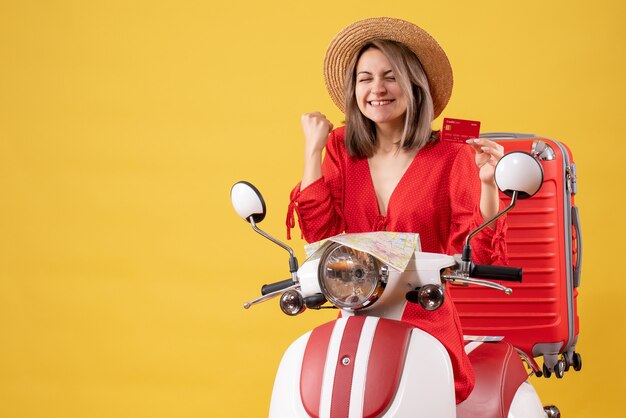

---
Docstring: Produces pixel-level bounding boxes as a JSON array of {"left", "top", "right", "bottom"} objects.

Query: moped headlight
[{"left": 318, "top": 243, "right": 387, "bottom": 310}]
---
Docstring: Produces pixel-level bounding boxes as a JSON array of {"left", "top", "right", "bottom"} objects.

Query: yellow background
[{"left": 1, "top": 0, "right": 624, "bottom": 417}]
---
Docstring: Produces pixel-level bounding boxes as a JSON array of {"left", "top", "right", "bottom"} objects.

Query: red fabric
[
  {"left": 287, "top": 127, "right": 507, "bottom": 264},
  {"left": 287, "top": 126, "right": 509, "bottom": 403}
]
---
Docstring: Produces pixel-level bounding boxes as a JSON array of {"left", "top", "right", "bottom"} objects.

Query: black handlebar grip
[
  {"left": 470, "top": 264, "right": 523, "bottom": 282},
  {"left": 261, "top": 279, "right": 295, "bottom": 295}
]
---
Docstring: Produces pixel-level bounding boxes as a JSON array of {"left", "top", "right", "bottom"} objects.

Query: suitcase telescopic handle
[
  {"left": 480, "top": 132, "right": 536, "bottom": 140},
  {"left": 470, "top": 264, "right": 523, "bottom": 282}
]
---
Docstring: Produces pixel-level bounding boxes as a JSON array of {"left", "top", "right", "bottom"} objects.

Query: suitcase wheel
[
  {"left": 541, "top": 359, "right": 566, "bottom": 378},
  {"left": 554, "top": 359, "right": 565, "bottom": 378},
  {"left": 573, "top": 352, "right": 582, "bottom": 371},
  {"left": 561, "top": 353, "right": 571, "bottom": 372},
  {"left": 562, "top": 350, "right": 583, "bottom": 373}
]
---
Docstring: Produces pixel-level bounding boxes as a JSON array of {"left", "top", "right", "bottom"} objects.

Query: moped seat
[{"left": 457, "top": 341, "right": 529, "bottom": 418}]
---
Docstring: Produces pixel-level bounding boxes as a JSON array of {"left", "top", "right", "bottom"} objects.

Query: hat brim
[{"left": 323, "top": 17, "right": 453, "bottom": 119}]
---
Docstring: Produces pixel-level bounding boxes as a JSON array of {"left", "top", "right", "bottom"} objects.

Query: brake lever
[
  {"left": 443, "top": 274, "right": 512, "bottom": 295},
  {"left": 243, "top": 284, "right": 300, "bottom": 309}
]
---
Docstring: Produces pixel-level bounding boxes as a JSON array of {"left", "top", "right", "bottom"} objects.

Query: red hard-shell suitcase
[{"left": 450, "top": 133, "right": 582, "bottom": 377}]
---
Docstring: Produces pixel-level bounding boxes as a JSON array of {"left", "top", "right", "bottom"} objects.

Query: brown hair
[{"left": 343, "top": 39, "right": 437, "bottom": 158}]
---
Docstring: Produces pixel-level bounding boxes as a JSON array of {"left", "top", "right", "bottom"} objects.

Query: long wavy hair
[{"left": 343, "top": 39, "right": 437, "bottom": 158}]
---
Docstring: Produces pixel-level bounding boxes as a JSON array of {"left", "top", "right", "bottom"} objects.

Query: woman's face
[{"left": 354, "top": 48, "right": 408, "bottom": 129}]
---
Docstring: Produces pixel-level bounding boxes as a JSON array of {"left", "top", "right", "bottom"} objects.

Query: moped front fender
[{"left": 269, "top": 316, "right": 456, "bottom": 418}]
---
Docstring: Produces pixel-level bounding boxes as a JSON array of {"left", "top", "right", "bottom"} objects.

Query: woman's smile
[{"left": 368, "top": 99, "right": 396, "bottom": 106}]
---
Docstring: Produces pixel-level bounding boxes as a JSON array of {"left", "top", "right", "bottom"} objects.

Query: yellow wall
[{"left": 1, "top": 0, "right": 624, "bottom": 416}]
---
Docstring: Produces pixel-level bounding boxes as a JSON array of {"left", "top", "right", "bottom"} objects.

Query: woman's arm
[
  {"left": 287, "top": 125, "right": 346, "bottom": 242},
  {"left": 447, "top": 146, "right": 508, "bottom": 265},
  {"left": 466, "top": 138, "right": 505, "bottom": 222},
  {"left": 301, "top": 112, "right": 333, "bottom": 189}
]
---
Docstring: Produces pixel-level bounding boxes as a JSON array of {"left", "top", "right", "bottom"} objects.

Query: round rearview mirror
[
  {"left": 495, "top": 151, "right": 544, "bottom": 199},
  {"left": 231, "top": 181, "right": 266, "bottom": 223}
]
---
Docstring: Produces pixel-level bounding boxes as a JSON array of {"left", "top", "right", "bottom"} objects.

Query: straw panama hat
[{"left": 323, "top": 17, "right": 453, "bottom": 118}]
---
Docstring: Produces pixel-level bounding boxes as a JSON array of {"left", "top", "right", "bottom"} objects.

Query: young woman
[{"left": 286, "top": 17, "right": 507, "bottom": 403}]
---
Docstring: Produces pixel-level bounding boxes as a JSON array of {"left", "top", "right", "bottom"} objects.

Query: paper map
[{"left": 304, "top": 232, "right": 421, "bottom": 272}]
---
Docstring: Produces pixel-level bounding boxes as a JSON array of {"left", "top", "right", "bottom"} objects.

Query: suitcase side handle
[
  {"left": 572, "top": 206, "right": 583, "bottom": 288},
  {"left": 480, "top": 132, "right": 536, "bottom": 139}
]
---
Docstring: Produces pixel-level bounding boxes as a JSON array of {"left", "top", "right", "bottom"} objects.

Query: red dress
[{"left": 286, "top": 126, "right": 507, "bottom": 403}]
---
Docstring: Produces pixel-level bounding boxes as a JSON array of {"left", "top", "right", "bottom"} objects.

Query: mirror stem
[
  {"left": 249, "top": 217, "right": 299, "bottom": 282},
  {"left": 461, "top": 191, "right": 518, "bottom": 273}
]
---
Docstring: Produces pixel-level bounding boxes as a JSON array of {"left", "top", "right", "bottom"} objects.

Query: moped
[{"left": 231, "top": 151, "right": 561, "bottom": 417}]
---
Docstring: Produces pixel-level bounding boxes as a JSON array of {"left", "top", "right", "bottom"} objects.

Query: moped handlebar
[
  {"left": 261, "top": 279, "right": 296, "bottom": 295},
  {"left": 470, "top": 264, "right": 522, "bottom": 282}
]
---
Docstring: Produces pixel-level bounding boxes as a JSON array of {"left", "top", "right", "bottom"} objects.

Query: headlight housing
[{"left": 318, "top": 243, "right": 388, "bottom": 310}]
